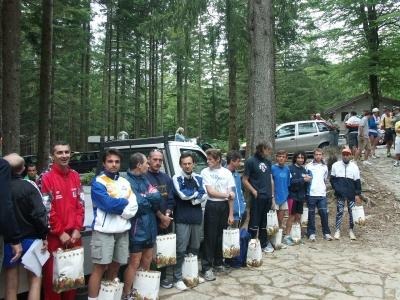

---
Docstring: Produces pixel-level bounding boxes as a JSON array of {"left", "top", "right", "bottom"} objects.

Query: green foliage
[
  {"left": 81, "top": 171, "right": 96, "bottom": 186},
  {"left": 210, "top": 139, "right": 229, "bottom": 153}
]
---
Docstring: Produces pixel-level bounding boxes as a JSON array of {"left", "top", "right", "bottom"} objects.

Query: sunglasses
[{"left": 151, "top": 148, "right": 163, "bottom": 153}]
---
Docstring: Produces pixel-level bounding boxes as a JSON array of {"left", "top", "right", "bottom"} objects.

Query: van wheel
[{"left": 319, "top": 143, "right": 329, "bottom": 151}]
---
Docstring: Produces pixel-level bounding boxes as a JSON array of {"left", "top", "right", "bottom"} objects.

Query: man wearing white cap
[{"left": 330, "top": 148, "right": 361, "bottom": 240}]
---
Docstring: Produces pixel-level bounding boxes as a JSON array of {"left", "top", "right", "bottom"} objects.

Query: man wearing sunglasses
[
  {"left": 144, "top": 148, "right": 175, "bottom": 289},
  {"left": 330, "top": 148, "right": 361, "bottom": 241}
]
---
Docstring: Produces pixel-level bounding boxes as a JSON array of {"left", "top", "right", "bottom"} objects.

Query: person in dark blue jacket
[
  {"left": 283, "top": 150, "right": 311, "bottom": 246},
  {"left": 145, "top": 149, "right": 175, "bottom": 289},
  {"left": 171, "top": 152, "right": 207, "bottom": 290},
  {"left": 123, "top": 152, "right": 161, "bottom": 300},
  {"left": 330, "top": 148, "right": 361, "bottom": 241},
  {"left": 224, "top": 150, "right": 246, "bottom": 228},
  {"left": 0, "top": 130, "right": 22, "bottom": 275}
]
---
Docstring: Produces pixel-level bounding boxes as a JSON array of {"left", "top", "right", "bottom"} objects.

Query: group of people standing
[{"left": 243, "top": 143, "right": 362, "bottom": 249}]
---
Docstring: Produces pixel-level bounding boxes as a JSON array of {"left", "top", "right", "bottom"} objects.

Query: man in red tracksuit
[{"left": 37, "top": 141, "right": 85, "bottom": 300}]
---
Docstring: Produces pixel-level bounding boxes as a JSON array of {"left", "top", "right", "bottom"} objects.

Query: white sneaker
[
  {"left": 173, "top": 281, "right": 187, "bottom": 291},
  {"left": 334, "top": 230, "right": 340, "bottom": 240},
  {"left": 370, "top": 154, "right": 377, "bottom": 159},
  {"left": 262, "top": 243, "right": 274, "bottom": 253},
  {"left": 394, "top": 161, "right": 400, "bottom": 167},
  {"left": 349, "top": 230, "right": 356, "bottom": 240},
  {"left": 363, "top": 160, "right": 372, "bottom": 165},
  {"left": 198, "top": 276, "right": 205, "bottom": 284},
  {"left": 323, "top": 234, "right": 333, "bottom": 241}
]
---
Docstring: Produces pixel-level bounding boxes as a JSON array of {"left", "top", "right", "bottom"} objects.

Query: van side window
[
  {"left": 317, "top": 122, "right": 329, "bottom": 132},
  {"left": 298, "top": 122, "right": 318, "bottom": 135}
]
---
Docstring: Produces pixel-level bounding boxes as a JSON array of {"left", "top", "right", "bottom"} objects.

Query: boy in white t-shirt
[{"left": 200, "top": 149, "right": 235, "bottom": 281}]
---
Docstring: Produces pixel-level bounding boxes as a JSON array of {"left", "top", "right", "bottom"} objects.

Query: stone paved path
[{"left": 159, "top": 145, "right": 400, "bottom": 299}]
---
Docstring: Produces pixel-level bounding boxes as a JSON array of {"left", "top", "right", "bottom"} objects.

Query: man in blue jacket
[
  {"left": 123, "top": 152, "right": 162, "bottom": 300},
  {"left": 330, "top": 148, "right": 361, "bottom": 240},
  {"left": 87, "top": 149, "right": 138, "bottom": 300},
  {"left": 171, "top": 152, "right": 207, "bottom": 290},
  {"left": 225, "top": 150, "right": 246, "bottom": 228}
]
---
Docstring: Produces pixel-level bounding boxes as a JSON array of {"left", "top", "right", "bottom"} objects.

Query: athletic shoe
[
  {"left": 323, "top": 234, "right": 333, "bottom": 241},
  {"left": 299, "top": 239, "right": 305, "bottom": 245},
  {"left": 262, "top": 243, "right": 274, "bottom": 253},
  {"left": 349, "top": 230, "right": 356, "bottom": 240},
  {"left": 370, "top": 154, "right": 377, "bottom": 159},
  {"left": 334, "top": 230, "right": 340, "bottom": 240},
  {"left": 308, "top": 234, "right": 316, "bottom": 242},
  {"left": 363, "top": 160, "right": 372, "bottom": 165},
  {"left": 203, "top": 269, "right": 216, "bottom": 281},
  {"left": 198, "top": 276, "right": 205, "bottom": 284},
  {"left": 160, "top": 279, "right": 173, "bottom": 289},
  {"left": 387, "top": 152, "right": 392, "bottom": 157},
  {"left": 213, "top": 265, "right": 231, "bottom": 274},
  {"left": 283, "top": 236, "right": 295, "bottom": 246},
  {"left": 280, "top": 243, "right": 287, "bottom": 249},
  {"left": 394, "top": 161, "right": 400, "bottom": 167},
  {"left": 123, "top": 294, "right": 137, "bottom": 300},
  {"left": 173, "top": 281, "right": 188, "bottom": 291},
  {"left": 222, "top": 261, "right": 231, "bottom": 268}
]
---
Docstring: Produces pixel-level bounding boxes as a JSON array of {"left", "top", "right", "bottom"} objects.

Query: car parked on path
[
  {"left": 239, "top": 120, "right": 332, "bottom": 157},
  {"left": 69, "top": 151, "right": 99, "bottom": 173}
]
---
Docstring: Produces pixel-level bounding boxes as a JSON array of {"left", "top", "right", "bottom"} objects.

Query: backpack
[{"left": 225, "top": 228, "right": 250, "bottom": 268}]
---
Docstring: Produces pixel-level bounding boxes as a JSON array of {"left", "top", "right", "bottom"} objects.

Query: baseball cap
[
  {"left": 342, "top": 148, "right": 352, "bottom": 155},
  {"left": 394, "top": 106, "right": 400, "bottom": 111},
  {"left": 372, "top": 108, "right": 379, "bottom": 112}
]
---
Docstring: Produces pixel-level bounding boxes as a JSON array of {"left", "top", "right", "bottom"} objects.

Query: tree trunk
[
  {"left": 197, "top": 19, "right": 202, "bottom": 138},
  {"left": 101, "top": 4, "right": 111, "bottom": 138},
  {"left": 246, "top": 0, "right": 276, "bottom": 157},
  {"left": 160, "top": 40, "right": 164, "bottom": 134},
  {"left": 134, "top": 37, "right": 141, "bottom": 138},
  {"left": 227, "top": 0, "right": 239, "bottom": 151},
  {"left": 177, "top": 55, "right": 183, "bottom": 127},
  {"left": 360, "top": 4, "right": 379, "bottom": 109},
  {"left": 114, "top": 1, "right": 120, "bottom": 138},
  {"left": 37, "top": 0, "right": 52, "bottom": 172},
  {"left": 2, "top": 0, "right": 21, "bottom": 155}
]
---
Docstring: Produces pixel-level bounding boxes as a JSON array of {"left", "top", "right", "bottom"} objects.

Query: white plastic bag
[
  {"left": 267, "top": 210, "right": 279, "bottom": 236},
  {"left": 271, "top": 228, "right": 283, "bottom": 250},
  {"left": 98, "top": 279, "right": 124, "bottom": 300},
  {"left": 153, "top": 233, "right": 177, "bottom": 268},
  {"left": 301, "top": 207, "right": 309, "bottom": 228},
  {"left": 132, "top": 270, "right": 160, "bottom": 300},
  {"left": 246, "top": 239, "right": 263, "bottom": 267},
  {"left": 182, "top": 255, "right": 199, "bottom": 288},
  {"left": 352, "top": 206, "right": 366, "bottom": 227},
  {"left": 290, "top": 222, "right": 302, "bottom": 245},
  {"left": 222, "top": 227, "right": 240, "bottom": 258},
  {"left": 52, "top": 246, "right": 85, "bottom": 293}
]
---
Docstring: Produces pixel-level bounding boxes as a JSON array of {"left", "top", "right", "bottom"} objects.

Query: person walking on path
[
  {"left": 330, "top": 148, "right": 362, "bottom": 240},
  {"left": 305, "top": 148, "right": 332, "bottom": 242},
  {"left": 353, "top": 111, "right": 373, "bottom": 165},
  {"left": 242, "top": 141, "right": 275, "bottom": 253}
]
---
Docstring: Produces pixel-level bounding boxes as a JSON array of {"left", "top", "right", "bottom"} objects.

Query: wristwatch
[
  {"left": 165, "top": 213, "right": 170, "bottom": 217},
  {"left": 271, "top": 195, "right": 275, "bottom": 198}
]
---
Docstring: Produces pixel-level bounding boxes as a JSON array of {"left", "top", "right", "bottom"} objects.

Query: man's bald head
[{"left": 3, "top": 153, "right": 25, "bottom": 175}]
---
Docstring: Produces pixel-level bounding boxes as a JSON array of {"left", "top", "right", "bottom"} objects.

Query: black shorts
[
  {"left": 288, "top": 199, "right": 304, "bottom": 215},
  {"left": 129, "top": 241, "right": 154, "bottom": 253},
  {"left": 385, "top": 128, "right": 394, "bottom": 142}
]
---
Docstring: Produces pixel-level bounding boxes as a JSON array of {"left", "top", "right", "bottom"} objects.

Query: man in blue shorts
[
  {"left": 2, "top": 153, "right": 49, "bottom": 300},
  {"left": 123, "top": 153, "right": 162, "bottom": 299}
]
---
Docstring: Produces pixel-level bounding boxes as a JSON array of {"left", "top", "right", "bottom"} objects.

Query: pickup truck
[{"left": 0, "top": 133, "right": 209, "bottom": 299}]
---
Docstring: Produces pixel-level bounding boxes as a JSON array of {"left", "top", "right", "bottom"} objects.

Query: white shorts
[
  {"left": 396, "top": 136, "right": 400, "bottom": 154},
  {"left": 274, "top": 201, "right": 288, "bottom": 210}
]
